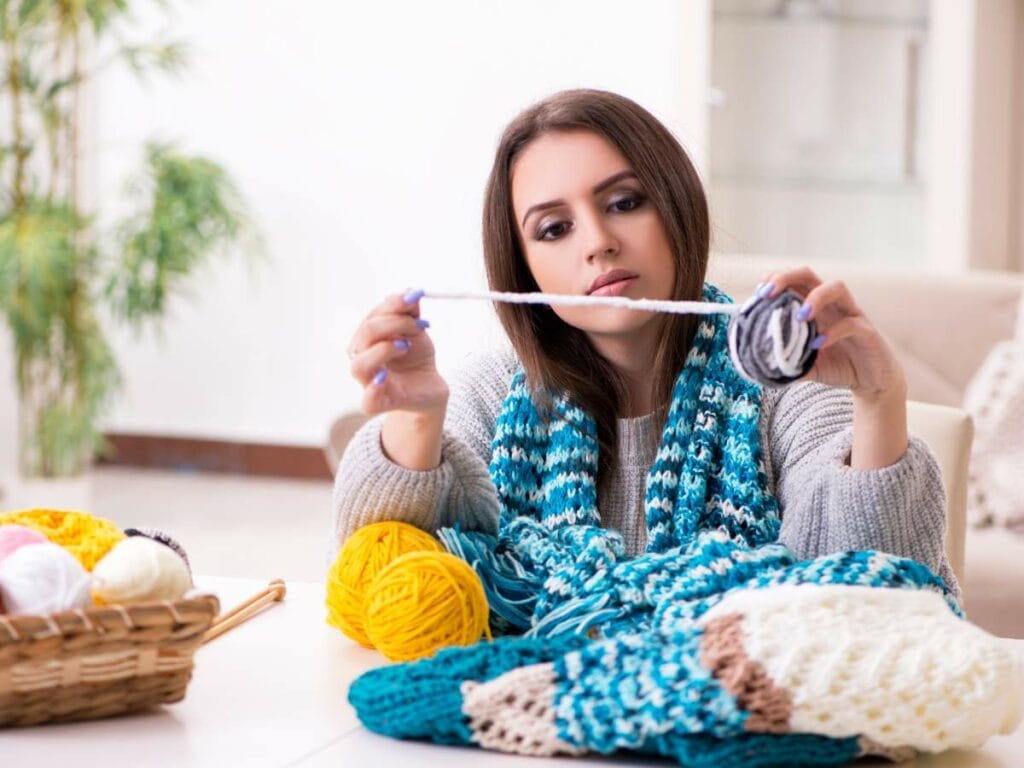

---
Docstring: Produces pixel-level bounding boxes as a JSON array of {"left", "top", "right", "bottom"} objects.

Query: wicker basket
[{"left": 0, "top": 594, "right": 219, "bottom": 727}]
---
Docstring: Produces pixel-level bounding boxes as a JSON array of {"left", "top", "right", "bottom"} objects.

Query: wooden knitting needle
[
  {"left": 201, "top": 578, "right": 287, "bottom": 644},
  {"left": 210, "top": 578, "right": 286, "bottom": 626}
]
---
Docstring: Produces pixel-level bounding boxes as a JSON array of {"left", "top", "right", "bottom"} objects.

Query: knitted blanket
[{"left": 348, "top": 283, "right": 1022, "bottom": 766}]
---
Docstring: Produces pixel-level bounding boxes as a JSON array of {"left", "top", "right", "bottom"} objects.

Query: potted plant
[{"left": 0, "top": 1, "right": 256, "bottom": 506}]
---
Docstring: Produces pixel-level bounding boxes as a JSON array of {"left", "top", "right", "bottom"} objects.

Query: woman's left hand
[{"left": 758, "top": 267, "right": 907, "bottom": 402}]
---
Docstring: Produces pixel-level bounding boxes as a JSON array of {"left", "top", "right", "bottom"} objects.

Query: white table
[{"left": 4, "top": 576, "right": 1023, "bottom": 767}]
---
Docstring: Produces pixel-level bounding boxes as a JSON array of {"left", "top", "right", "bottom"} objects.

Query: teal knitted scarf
[
  {"left": 440, "top": 282, "right": 952, "bottom": 639},
  {"left": 351, "top": 282, "right": 968, "bottom": 767},
  {"left": 491, "top": 282, "right": 778, "bottom": 552}
]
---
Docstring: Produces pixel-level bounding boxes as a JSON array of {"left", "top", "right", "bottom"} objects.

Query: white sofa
[{"left": 707, "top": 253, "right": 1024, "bottom": 637}]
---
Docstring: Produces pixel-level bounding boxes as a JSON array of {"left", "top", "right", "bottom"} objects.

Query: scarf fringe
[
  {"left": 528, "top": 592, "right": 619, "bottom": 638},
  {"left": 439, "top": 526, "right": 539, "bottom": 632},
  {"left": 441, "top": 526, "right": 627, "bottom": 637}
]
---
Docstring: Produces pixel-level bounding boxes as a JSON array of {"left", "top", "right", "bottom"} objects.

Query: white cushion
[{"left": 907, "top": 401, "right": 972, "bottom": 586}]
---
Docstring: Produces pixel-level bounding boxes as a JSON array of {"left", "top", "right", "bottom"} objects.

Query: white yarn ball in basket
[
  {"left": 0, "top": 542, "right": 93, "bottom": 615},
  {"left": 91, "top": 536, "right": 193, "bottom": 605}
]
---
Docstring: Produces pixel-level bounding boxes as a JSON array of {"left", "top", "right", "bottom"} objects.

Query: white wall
[
  {"left": 925, "top": 0, "right": 975, "bottom": 272},
  {"left": 91, "top": 1, "right": 711, "bottom": 446},
  {"left": 0, "top": 327, "right": 17, "bottom": 500},
  {"left": 1017, "top": 0, "right": 1024, "bottom": 273},
  {"left": 967, "top": 0, "right": 1024, "bottom": 273}
]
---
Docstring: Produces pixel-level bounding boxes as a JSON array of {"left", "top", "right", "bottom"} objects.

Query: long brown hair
[{"left": 482, "top": 89, "right": 710, "bottom": 502}]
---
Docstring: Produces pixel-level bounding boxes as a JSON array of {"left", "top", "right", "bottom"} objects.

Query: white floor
[{"left": 88, "top": 467, "right": 334, "bottom": 583}]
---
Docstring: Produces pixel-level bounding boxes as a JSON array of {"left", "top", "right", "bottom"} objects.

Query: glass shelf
[
  {"left": 708, "top": 0, "right": 930, "bottom": 265},
  {"left": 713, "top": 10, "right": 928, "bottom": 32},
  {"left": 710, "top": 171, "right": 925, "bottom": 196}
]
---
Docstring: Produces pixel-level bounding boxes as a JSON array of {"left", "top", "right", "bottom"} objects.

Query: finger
[
  {"left": 793, "top": 280, "right": 862, "bottom": 323},
  {"left": 349, "top": 338, "right": 413, "bottom": 386},
  {"left": 758, "top": 267, "right": 823, "bottom": 299},
  {"left": 810, "top": 315, "right": 873, "bottom": 350},
  {"left": 348, "top": 313, "right": 430, "bottom": 360},
  {"left": 367, "top": 289, "right": 425, "bottom": 320}
]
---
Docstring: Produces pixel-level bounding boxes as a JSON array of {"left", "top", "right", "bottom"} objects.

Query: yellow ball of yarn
[
  {"left": 363, "top": 550, "right": 491, "bottom": 662},
  {"left": 0, "top": 508, "right": 124, "bottom": 571},
  {"left": 325, "top": 521, "right": 442, "bottom": 647}
]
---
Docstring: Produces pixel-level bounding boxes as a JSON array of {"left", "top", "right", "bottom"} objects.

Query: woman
[{"left": 335, "top": 88, "right": 957, "bottom": 600}]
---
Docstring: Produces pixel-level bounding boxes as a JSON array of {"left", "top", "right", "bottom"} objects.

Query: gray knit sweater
[{"left": 331, "top": 344, "right": 960, "bottom": 600}]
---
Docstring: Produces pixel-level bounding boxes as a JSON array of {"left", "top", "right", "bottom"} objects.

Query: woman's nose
[{"left": 581, "top": 212, "right": 619, "bottom": 262}]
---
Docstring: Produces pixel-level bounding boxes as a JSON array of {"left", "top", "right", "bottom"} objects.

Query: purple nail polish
[
  {"left": 810, "top": 334, "right": 826, "bottom": 350},
  {"left": 372, "top": 368, "right": 388, "bottom": 386},
  {"left": 415, "top": 318, "right": 430, "bottom": 329},
  {"left": 796, "top": 302, "right": 812, "bottom": 322},
  {"left": 756, "top": 282, "right": 774, "bottom": 299},
  {"left": 403, "top": 288, "right": 425, "bottom": 304},
  {"left": 393, "top": 338, "right": 411, "bottom": 350}
]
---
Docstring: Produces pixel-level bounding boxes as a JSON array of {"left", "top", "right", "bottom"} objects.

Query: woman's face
[{"left": 510, "top": 129, "right": 676, "bottom": 346}]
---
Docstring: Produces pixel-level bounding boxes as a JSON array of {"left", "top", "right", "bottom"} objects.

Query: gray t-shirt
[{"left": 331, "top": 344, "right": 960, "bottom": 600}]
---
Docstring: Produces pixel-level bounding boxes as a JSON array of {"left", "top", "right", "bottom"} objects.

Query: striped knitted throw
[{"left": 349, "top": 283, "right": 1020, "bottom": 766}]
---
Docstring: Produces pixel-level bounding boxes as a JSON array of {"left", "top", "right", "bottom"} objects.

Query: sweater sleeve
[
  {"left": 767, "top": 381, "right": 961, "bottom": 601},
  {"left": 328, "top": 346, "right": 518, "bottom": 562}
]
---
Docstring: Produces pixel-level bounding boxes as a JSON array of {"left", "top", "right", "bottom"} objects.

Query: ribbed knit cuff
[{"left": 328, "top": 415, "right": 500, "bottom": 563}]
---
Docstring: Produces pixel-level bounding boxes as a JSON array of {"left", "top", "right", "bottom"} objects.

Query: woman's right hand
[{"left": 347, "top": 289, "right": 450, "bottom": 416}]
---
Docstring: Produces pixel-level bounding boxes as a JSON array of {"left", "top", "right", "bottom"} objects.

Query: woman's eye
[
  {"left": 538, "top": 221, "right": 571, "bottom": 241},
  {"left": 610, "top": 194, "right": 644, "bottom": 212}
]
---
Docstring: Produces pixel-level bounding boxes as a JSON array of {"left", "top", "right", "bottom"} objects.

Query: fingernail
[
  {"left": 372, "top": 368, "right": 388, "bottom": 386},
  {"left": 756, "top": 282, "right": 774, "bottom": 299},
  {"left": 403, "top": 288, "right": 425, "bottom": 304},
  {"left": 795, "top": 302, "right": 812, "bottom": 322},
  {"left": 415, "top": 318, "right": 430, "bottom": 329},
  {"left": 393, "top": 338, "right": 411, "bottom": 351},
  {"left": 810, "top": 334, "right": 826, "bottom": 350}
]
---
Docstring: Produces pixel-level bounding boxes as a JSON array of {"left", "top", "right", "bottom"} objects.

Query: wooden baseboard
[{"left": 99, "top": 433, "right": 333, "bottom": 481}]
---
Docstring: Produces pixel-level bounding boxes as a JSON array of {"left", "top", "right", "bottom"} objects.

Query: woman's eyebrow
[{"left": 521, "top": 170, "right": 639, "bottom": 227}]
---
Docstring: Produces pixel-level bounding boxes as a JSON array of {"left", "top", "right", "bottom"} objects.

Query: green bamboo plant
[{"left": 0, "top": 0, "right": 255, "bottom": 477}]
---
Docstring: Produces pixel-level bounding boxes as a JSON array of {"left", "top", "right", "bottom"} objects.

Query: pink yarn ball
[{"left": 0, "top": 524, "right": 47, "bottom": 563}]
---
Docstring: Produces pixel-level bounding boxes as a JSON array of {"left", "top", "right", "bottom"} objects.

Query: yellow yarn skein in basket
[
  {"left": 363, "top": 550, "right": 492, "bottom": 662},
  {"left": 0, "top": 508, "right": 124, "bottom": 571},
  {"left": 325, "top": 521, "right": 442, "bottom": 647}
]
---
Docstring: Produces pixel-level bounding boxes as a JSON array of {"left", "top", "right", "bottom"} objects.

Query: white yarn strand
[
  {"left": 422, "top": 289, "right": 740, "bottom": 316},
  {"left": 421, "top": 288, "right": 814, "bottom": 386}
]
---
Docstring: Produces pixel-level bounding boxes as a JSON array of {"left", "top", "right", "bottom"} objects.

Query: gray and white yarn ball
[{"left": 728, "top": 289, "right": 819, "bottom": 387}]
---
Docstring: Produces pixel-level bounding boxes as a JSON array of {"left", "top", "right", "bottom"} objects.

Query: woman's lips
[{"left": 588, "top": 277, "right": 638, "bottom": 297}]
